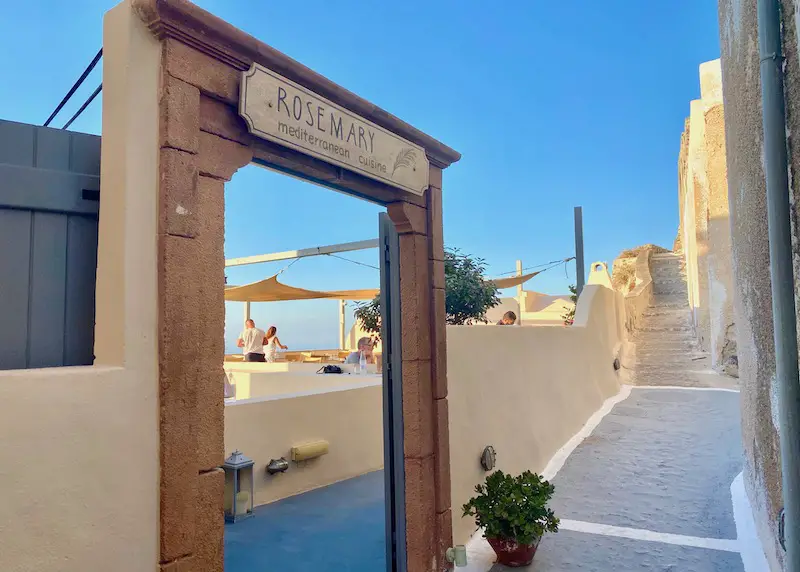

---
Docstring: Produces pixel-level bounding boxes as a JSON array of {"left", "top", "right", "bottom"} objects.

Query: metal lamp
[{"left": 223, "top": 450, "right": 255, "bottom": 523}]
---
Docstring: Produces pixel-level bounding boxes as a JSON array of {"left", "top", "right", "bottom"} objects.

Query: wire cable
[
  {"left": 325, "top": 253, "right": 380, "bottom": 271},
  {"left": 495, "top": 256, "right": 576, "bottom": 276},
  {"left": 44, "top": 48, "right": 103, "bottom": 127},
  {"left": 62, "top": 84, "right": 102, "bottom": 130},
  {"left": 275, "top": 257, "right": 301, "bottom": 276}
]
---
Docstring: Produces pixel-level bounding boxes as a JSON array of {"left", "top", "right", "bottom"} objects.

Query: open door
[{"left": 379, "top": 212, "right": 407, "bottom": 572}]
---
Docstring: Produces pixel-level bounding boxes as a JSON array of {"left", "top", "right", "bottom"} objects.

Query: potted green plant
[{"left": 462, "top": 470, "right": 559, "bottom": 567}]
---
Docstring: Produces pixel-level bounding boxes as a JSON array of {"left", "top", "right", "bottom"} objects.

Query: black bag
[{"left": 317, "top": 365, "right": 343, "bottom": 374}]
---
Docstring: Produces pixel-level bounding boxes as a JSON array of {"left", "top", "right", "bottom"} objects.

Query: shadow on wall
[{"left": 447, "top": 284, "right": 628, "bottom": 545}]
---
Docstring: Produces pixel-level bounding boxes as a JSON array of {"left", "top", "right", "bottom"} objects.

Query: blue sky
[{"left": 1, "top": 0, "right": 721, "bottom": 350}]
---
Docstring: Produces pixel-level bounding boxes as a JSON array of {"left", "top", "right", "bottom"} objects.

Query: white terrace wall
[
  {"left": 0, "top": 6, "right": 160, "bottom": 571},
  {"left": 447, "top": 283, "right": 628, "bottom": 544},
  {"left": 225, "top": 383, "right": 384, "bottom": 507}
]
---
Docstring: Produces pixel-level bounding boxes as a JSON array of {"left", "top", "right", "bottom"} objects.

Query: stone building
[
  {"left": 716, "top": 0, "right": 800, "bottom": 568},
  {"left": 675, "top": 59, "right": 737, "bottom": 375}
]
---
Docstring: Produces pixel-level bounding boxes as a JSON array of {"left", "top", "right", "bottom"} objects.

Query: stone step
[
  {"left": 633, "top": 336, "right": 696, "bottom": 346},
  {"left": 642, "top": 308, "right": 690, "bottom": 317},
  {"left": 640, "top": 319, "right": 691, "bottom": 329},
  {"left": 646, "top": 298, "right": 687, "bottom": 305},
  {"left": 636, "top": 327, "right": 694, "bottom": 335},
  {"left": 654, "top": 288, "right": 689, "bottom": 296},
  {"left": 636, "top": 356, "right": 703, "bottom": 365},
  {"left": 650, "top": 297, "right": 689, "bottom": 306},
  {"left": 651, "top": 263, "right": 682, "bottom": 270},
  {"left": 632, "top": 340, "right": 698, "bottom": 350},
  {"left": 641, "top": 311, "right": 689, "bottom": 320},
  {"left": 635, "top": 357, "right": 710, "bottom": 369},
  {"left": 651, "top": 265, "right": 682, "bottom": 272},
  {"left": 632, "top": 365, "right": 711, "bottom": 378},
  {"left": 654, "top": 280, "right": 688, "bottom": 286},
  {"left": 632, "top": 375, "right": 713, "bottom": 388}
]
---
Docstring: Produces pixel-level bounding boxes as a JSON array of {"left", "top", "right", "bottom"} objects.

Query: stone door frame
[{"left": 126, "top": 1, "right": 460, "bottom": 570}]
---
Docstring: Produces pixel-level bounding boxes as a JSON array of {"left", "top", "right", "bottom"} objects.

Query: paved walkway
[
  {"left": 224, "top": 386, "right": 743, "bottom": 571},
  {"left": 465, "top": 384, "right": 744, "bottom": 571}
]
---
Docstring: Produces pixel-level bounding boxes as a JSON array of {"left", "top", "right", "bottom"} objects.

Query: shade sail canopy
[
  {"left": 225, "top": 275, "right": 379, "bottom": 302},
  {"left": 489, "top": 271, "right": 541, "bottom": 290},
  {"left": 225, "top": 270, "right": 541, "bottom": 303}
]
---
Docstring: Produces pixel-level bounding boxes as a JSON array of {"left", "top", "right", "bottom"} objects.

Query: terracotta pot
[{"left": 486, "top": 536, "right": 541, "bottom": 567}]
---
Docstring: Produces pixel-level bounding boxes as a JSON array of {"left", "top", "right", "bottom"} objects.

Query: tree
[
  {"left": 562, "top": 284, "right": 578, "bottom": 326},
  {"left": 354, "top": 248, "right": 500, "bottom": 341}
]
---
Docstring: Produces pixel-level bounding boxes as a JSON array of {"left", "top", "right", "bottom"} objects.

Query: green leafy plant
[
  {"left": 354, "top": 248, "right": 500, "bottom": 341},
  {"left": 352, "top": 296, "right": 381, "bottom": 343},
  {"left": 562, "top": 284, "right": 577, "bottom": 326},
  {"left": 462, "top": 470, "right": 559, "bottom": 546}
]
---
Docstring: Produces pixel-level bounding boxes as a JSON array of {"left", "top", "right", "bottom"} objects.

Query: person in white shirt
[
  {"left": 237, "top": 319, "right": 267, "bottom": 362},
  {"left": 263, "top": 326, "right": 288, "bottom": 362}
]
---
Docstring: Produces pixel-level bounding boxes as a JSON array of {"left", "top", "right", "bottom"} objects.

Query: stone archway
[{"left": 119, "top": 1, "right": 460, "bottom": 570}]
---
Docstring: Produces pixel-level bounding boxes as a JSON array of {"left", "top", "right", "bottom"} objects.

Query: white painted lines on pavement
[
  {"left": 558, "top": 519, "right": 741, "bottom": 553},
  {"left": 631, "top": 384, "right": 740, "bottom": 393},
  {"left": 730, "top": 472, "right": 771, "bottom": 572},
  {"left": 541, "top": 385, "right": 633, "bottom": 481}
]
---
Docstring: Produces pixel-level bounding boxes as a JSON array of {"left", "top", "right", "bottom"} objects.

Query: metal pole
[
  {"left": 758, "top": 0, "right": 800, "bottom": 567},
  {"left": 226, "top": 238, "right": 379, "bottom": 267},
  {"left": 515, "top": 260, "right": 524, "bottom": 310},
  {"left": 338, "top": 299, "right": 346, "bottom": 350},
  {"left": 243, "top": 301, "right": 251, "bottom": 324},
  {"left": 574, "top": 207, "right": 585, "bottom": 297}
]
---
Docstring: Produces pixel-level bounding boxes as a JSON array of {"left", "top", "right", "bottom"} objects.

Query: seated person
[
  {"left": 497, "top": 311, "right": 517, "bottom": 325},
  {"left": 345, "top": 337, "right": 375, "bottom": 364}
]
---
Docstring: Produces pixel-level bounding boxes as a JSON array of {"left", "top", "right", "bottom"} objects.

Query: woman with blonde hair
[{"left": 263, "top": 326, "right": 288, "bottom": 362}]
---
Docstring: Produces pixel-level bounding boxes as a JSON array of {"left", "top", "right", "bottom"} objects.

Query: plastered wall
[
  {"left": 224, "top": 384, "right": 384, "bottom": 507},
  {"left": 0, "top": 4, "right": 161, "bottom": 570}
]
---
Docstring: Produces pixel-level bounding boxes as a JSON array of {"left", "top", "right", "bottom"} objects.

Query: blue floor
[{"left": 225, "top": 471, "right": 386, "bottom": 571}]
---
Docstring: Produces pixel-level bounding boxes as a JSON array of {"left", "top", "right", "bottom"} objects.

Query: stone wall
[
  {"left": 676, "top": 118, "right": 690, "bottom": 252},
  {"left": 700, "top": 61, "right": 738, "bottom": 375},
  {"left": 676, "top": 60, "right": 737, "bottom": 374},
  {"left": 718, "top": 1, "right": 784, "bottom": 569}
]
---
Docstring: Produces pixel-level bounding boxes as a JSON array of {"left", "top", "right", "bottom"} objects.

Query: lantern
[{"left": 223, "top": 450, "right": 255, "bottom": 523}]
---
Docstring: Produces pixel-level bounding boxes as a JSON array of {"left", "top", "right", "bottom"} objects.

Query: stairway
[{"left": 630, "top": 252, "right": 725, "bottom": 388}]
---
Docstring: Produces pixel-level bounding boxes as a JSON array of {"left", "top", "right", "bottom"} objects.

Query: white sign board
[{"left": 239, "top": 63, "right": 429, "bottom": 195}]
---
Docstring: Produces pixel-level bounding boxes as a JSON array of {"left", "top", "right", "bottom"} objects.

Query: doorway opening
[{"left": 221, "top": 164, "right": 400, "bottom": 570}]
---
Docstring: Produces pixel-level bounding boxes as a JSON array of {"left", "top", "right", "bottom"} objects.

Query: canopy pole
[
  {"left": 574, "top": 206, "right": 586, "bottom": 297},
  {"left": 515, "top": 260, "right": 525, "bottom": 312},
  {"left": 243, "top": 301, "right": 251, "bottom": 324},
  {"left": 226, "top": 238, "right": 379, "bottom": 267},
  {"left": 338, "top": 299, "right": 346, "bottom": 350}
]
